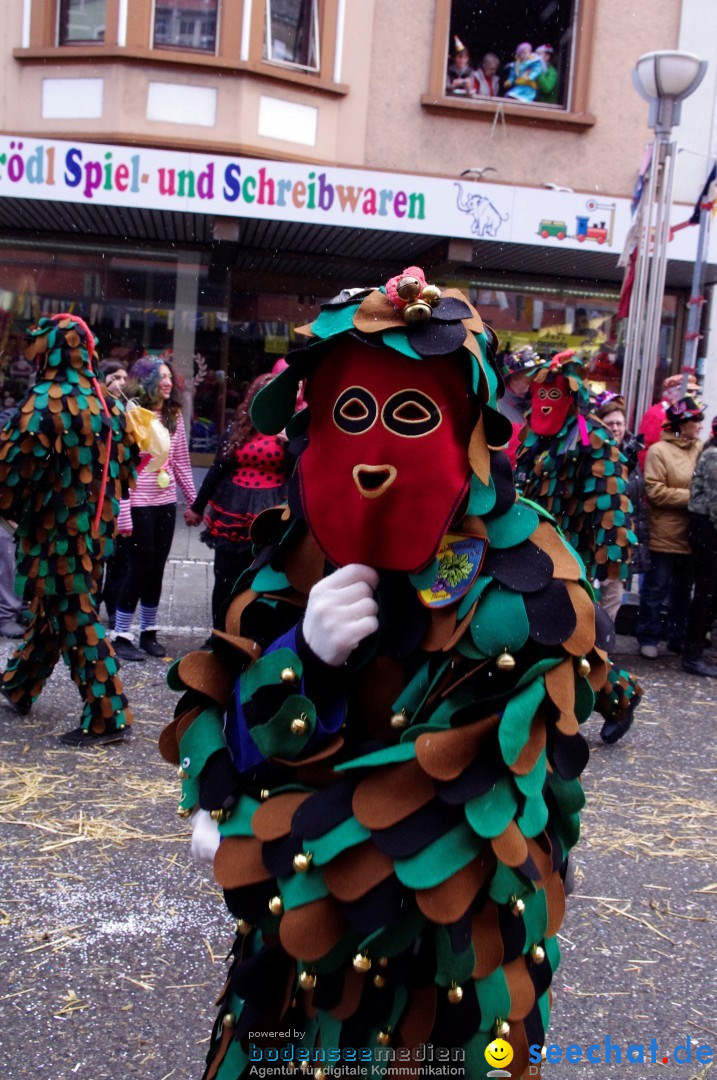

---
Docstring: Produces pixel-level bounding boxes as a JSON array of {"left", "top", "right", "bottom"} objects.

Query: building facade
[{"left": 1, "top": 0, "right": 715, "bottom": 459}]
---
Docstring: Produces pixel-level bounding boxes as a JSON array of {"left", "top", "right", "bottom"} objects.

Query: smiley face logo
[{"left": 485, "top": 1038, "right": 514, "bottom": 1070}]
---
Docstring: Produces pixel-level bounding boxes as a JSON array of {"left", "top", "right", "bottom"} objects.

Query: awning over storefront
[{"left": 0, "top": 196, "right": 706, "bottom": 293}]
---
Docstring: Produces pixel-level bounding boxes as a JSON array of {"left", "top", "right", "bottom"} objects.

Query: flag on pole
[
  {"left": 689, "top": 163, "right": 716, "bottom": 224},
  {"left": 616, "top": 249, "right": 637, "bottom": 320},
  {"left": 617, "top": 144, "right": 653, "bottom": 319}
]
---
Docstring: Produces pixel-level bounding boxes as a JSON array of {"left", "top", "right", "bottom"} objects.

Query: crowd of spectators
[
  {"left": 3, "top": 333, "right": 716, "bottom": 682},
  {"left": 496, "top": 350, "right": 717, "bottom": 678},
  {"left": 446, "top": 36, "right": 559, "bottom": 104}
]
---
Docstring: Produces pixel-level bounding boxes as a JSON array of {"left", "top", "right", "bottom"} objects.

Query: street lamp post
[{"left": 621, "top": 51, "right": 707, "bottom": 430}]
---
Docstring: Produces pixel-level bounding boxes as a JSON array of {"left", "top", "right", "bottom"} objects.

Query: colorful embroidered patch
[{"left": 418, "top": 532, "right": 488, "bottom": 608}]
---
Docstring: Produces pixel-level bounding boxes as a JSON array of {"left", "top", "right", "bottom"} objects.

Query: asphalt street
[{"left": 0, "top": 518, "right": 715, "bottom": 1080}]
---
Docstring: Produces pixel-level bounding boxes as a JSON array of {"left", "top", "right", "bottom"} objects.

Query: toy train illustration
[
  {"left": 538, "top": 215, "right": 609, "bottom": 243},
  {"left": 538, "top": 201, "right": 616, "bottom": 246}
]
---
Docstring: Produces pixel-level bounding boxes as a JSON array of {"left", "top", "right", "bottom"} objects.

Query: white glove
[
  {"left": 303, "top": 564, "right": 380, "bottom": 667},
  {"left": 190, "top": 808, "right": 221, "bottom": 864}
]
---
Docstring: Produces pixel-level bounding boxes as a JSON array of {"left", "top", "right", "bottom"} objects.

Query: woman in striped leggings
[{"left": 112, "top": 357, "right": 196, "bottom": 661}]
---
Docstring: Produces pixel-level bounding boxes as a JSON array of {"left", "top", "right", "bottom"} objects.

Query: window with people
[{"left": 445, "top": 0, "right": 576, "bottom": 109}]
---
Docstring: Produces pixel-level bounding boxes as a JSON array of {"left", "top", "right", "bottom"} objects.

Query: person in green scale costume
[
  {"left": 515, "top": 350, "right": 643, "bottom": 744},
  {"left": 161, "top": 270, "right": 612, "bottom": 1079},
  {"left": 0, "top": 314, "right": 137, "bottom": 746}
]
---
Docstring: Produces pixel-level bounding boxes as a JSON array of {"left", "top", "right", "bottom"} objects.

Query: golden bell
[
  {"left": 222, "top": 1012, "right": 236, "bottom": 1029},
  {"left": 177, "top": 766, "right": 189, "bottom": 780},
  {"left": 177, "top": 805, "right": 192, "bottom": 818},
  {"left": 378, "top": 956, "right": 389, "bottom": 968},
  {"left": 281, "top": 666, "right": 299, "bottom": 683},
  {"left": 373, "top": 974, "right": 386, "bottom": 988},
  {"left": 447, "top": 984, "right": 464, "bottom": 1004},
  {"left": 496, "top": 651, "right": 516, "bottom": 672},
  {"left": 290, "top": 716, "right": 308, "bottom": 736},
  {"left": 510, "top": 896, "right": 526, "bottom": 917},
  {"left": 577, "top": 656, "right": 591, "bottom": 677},
  {"left": 495, "top": 1019, "right": 510, "bottom": 1038},
  {"left": 403, "top": 300, "right": 432, "bottom": 323},
  {"left": 236, "top": 919, "right": 252, "bottom": 936},
  {"left": 396, "top": 275, "right": 422, "bottom": 301},
  {"left": 260, "top": 788, "right": 270, "bottom": 800},
  {"left": 376, "top": 1030, "right": 391, "bottom": 1047},
  {"left": 293, "top": 852, "right": 312, "bottom": 873},
  {"left": 352, "top": 952, "right": 372, "bottom": 973},
  {"left": 421, "top": 284, "right": 442, "bottom": 306},
  {"left": 210, "top": 808, "right": 229, "bottom": 823},
  {"left": 299, "top": 970, "right": 317, "bottom": 990},
  {"left": 268, "top": 895, "right": 284, "bottom": 916},
  {"left": 531, "top": 944, "right": 546, "bottom": 965},
  {"left": 315, "top": 1070, "right": 327, "bottom": 1080},
  {"left": 390, "top": 709, "right": 408, "bottom": 730},
  {"left": 540, "top": 1047, "right": 548, "bottom": 1062}
]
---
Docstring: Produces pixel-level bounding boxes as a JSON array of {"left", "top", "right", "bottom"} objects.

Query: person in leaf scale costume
[
  {"left": 0, "top": 314, "right": 137, "bottom": 746},
  {"left": 514, "top": 351, "right": 642, "bottom": 745},
  {"left": 161, "top": 270, "right": 611, "bottom": 1079}
]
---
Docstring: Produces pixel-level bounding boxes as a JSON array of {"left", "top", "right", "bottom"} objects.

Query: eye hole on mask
[
  {"left": 548, "top": 388, "right": 563, "bottom": 400},
  {"left": 382, "top": 390, "right": 442, "bottom": 437},
  {"left": 333, "top": 387, "right": 378, "bottom": 434}
]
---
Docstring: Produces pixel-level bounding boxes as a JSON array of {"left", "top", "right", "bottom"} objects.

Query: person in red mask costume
[
  {"left": 160, "top": 272, "right": 610, "bottom": 1080},
  {"left": 515, "top": 351, "right": 642, "bottom": 745}
]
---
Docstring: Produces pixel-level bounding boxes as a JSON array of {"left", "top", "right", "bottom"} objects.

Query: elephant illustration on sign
[{"left": 454, "top": 182, "right": 509, "bottom": 238}]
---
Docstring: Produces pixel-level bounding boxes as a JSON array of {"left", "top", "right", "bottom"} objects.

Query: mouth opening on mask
[{"left": 352, "top": 464, "right": 398, "bottom": 498}]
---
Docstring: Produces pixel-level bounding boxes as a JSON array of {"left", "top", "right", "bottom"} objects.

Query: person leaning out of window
[
  {"left": 535, "top": 44, "right": 558, "bottom": 104},
  {"left": 445, "top": 35, "right": 475, "bottom": 95},
  {"left": 473, "top": 53, "right": 501, "bottom": 97}
]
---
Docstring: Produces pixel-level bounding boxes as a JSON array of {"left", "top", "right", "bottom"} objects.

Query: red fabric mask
[
  {"left": 529, "top": 375, "right": 574, "bottom": 435},
  {"left": 298, "top": 339, "right": 475, "bottom": 571}
]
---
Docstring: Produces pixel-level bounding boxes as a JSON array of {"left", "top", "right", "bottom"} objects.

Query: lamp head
[{"left": 633, "top": 51, "right": 707, "bottom": 133}]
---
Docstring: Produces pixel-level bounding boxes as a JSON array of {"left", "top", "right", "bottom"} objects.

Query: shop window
[
  {"left": 59, "top": 0, "right": 106, "bottom": 44},
  {"left": 493, "top": 293, "right": 625, "bottom": 393},
  {"left": 264, "top": 0, "right": 320, "bottom": 71},
  {"left": 457, "top": 283, "right": 679, "bottom": 399},
  {"left": 446, "top": 0, "right": 575, "bottom": 108},
  {"left": 153, "top": 0, "right": 219, "bottom": 53}
]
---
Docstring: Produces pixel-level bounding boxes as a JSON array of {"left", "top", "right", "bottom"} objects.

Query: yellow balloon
[{"left": 485, "top": 1039, "right": 514, "bottom": 1069}]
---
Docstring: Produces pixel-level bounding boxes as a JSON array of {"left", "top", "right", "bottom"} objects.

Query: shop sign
[{"left": 0, "top": 135, "right": 707, "bottom": 262}]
